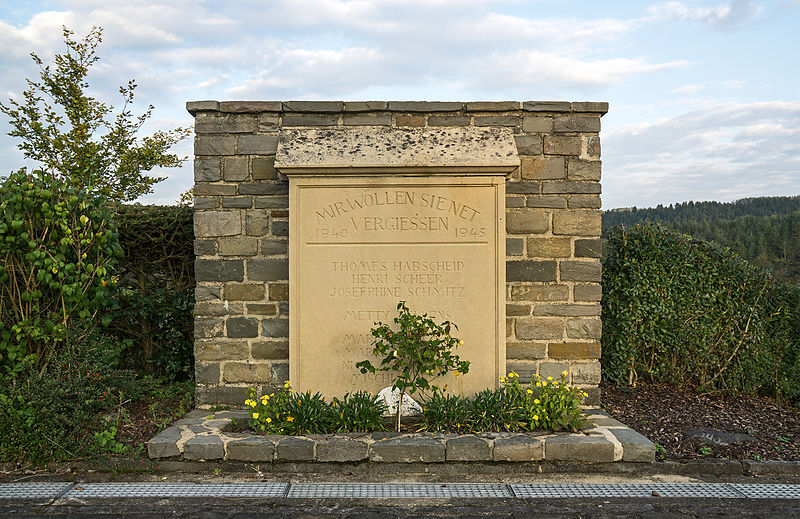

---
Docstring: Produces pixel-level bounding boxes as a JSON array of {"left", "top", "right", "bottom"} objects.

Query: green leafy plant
[
  {"left": 521, "top": 372, "right": 588, "bottom": 432},
  {"left": 245, "top": 383, "right": 387, "bottom": 435},
  {"left": 0, "top": 169, "right": 122, "bottom": 373},
  {"left": 0, "top": 26, "right": 190, "bottom": 203},
  {"left": 93, "top": 426, "right": 128, "bottom": 455},
  {"left": 356, "top": 301, "right": 470, "bottom": 432},
  {"left": 332, "top": 391, "right": 387, "bottom": 432},
  {"left": 417, "top": 391, "right": 472, "bottom": 433},
  {"left": 699, "top": 446, "right": 713, "bottom": 456}
]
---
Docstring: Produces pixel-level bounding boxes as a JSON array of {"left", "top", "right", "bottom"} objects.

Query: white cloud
[
  {"left": 603, "top": 101, "right": 800, "bottom": 208},
  {"left": 648, "top": 0, "right": 763, "bottom": 30}
]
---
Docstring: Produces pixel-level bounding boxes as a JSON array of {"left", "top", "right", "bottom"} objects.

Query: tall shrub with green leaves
[
  {"left": 0, "top": 169, "right": 122, "bottom": 373},
  {"left": 0, "top": 26, "right": 190, "bottom": 203},
  {"left": 602, "top": 222, "right": 800, "bottom": 403}
]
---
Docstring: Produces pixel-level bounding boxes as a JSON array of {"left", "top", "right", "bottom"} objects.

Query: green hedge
[
  {"left": 105, "top": 205, "right": 195, "bottom": 379},
  {"left": 602, "top": 222, "right": 800, "bottom": 403}
]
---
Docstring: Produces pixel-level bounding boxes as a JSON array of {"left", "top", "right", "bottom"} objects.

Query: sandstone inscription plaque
[{"left": 278, "top": 127, "right": 517, "bottom": 398}]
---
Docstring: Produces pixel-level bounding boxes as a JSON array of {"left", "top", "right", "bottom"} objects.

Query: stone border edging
[{"left": 147, "top": 408, "right": 654, "bottom": 464}]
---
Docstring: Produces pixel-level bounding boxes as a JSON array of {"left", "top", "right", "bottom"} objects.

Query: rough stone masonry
[{"left": 189, "top": 100, "right": 607, "bottom": 406}]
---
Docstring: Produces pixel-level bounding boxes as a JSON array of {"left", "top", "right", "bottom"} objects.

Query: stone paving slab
[{"left": 147, "top": 408, "right": 655, "bottom": 464}]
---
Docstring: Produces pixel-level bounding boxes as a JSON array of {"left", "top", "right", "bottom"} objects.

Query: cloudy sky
[{"left": 0, "top": 0, "right": 798, "bottom": 209}]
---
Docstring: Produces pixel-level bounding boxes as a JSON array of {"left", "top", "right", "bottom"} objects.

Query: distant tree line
[{"left": 603, "top": 196, "right": 800, "bottom": 285}]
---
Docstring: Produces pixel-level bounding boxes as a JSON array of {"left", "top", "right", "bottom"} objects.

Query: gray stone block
[
  {"left": 506, "top": 238, "right": 524, "bottom": 256},
  {"left": 369, "top": 436, "right": 445, "bottom": 462},
  {"left": 195, "top": 259, "right": 244, "bottom": 282},
  {"left": 494, "top": 435, "right": 543, "bottom": 461},
  {"left": 506, "top": 196, "right": 524, "bottom": 208},
  {"left": 183, "top": 435, "right": 225, "bottom": 460},
  {"left": 237, "top": 135, "right": 279, "bottom": 155},
  {"left": 523, "top": 101, "right": 571, "bottom": 112},
  {"left": 283, "top": 101, "right": 343, "bottom": 112},
  {"left": 239, "top": 182, "right": 289, "bottom": 195},
  {"left": 261, "top": 318, "right": 290, "bottom": 338},
  {"left": 474, "top": 115, "right": 519, "bottom": 127},
  {"left": 527, "top": 196, "right": 566, "bottom": 208},
  {"left": 195, "top": 158, "right": 221, "bottom": 181},
  {"left": 194, "top": 183, "right": 237, "bottom": 196},
  {"left": 195, "top": 114, "right": 257, "bottom": 134},
  {"left": 465, "top": 101, "right": 521, "bottom": 111},
  {"left": 196, "top": 286, "right": 221, "bottom": 301},
  {"left": 258, "top": 114, "right": 280, "bottom": 132},
  {"left": 254, "top": 196, "right": 289, "bottom": 209},
  {"left": 428, "top": 115, "right": 471, "bottom": 126},
  {"left": 544, "top": 435, "right": 615, "bottom": 462},
  {"left": 247, "top": 258, "right": 288, "bottom": 281},
  {"left": 272, "top": 220, "right": 289, "bottom": 236},
  {"left": 194, "top": 197, "right": 216, "bottom": 210},
  {"left": 514, "top": 135, "right": 543, "bottom": 155},
  {"left": 271, "top": 362, "right": 289, "bottom": 385},
  {"left": 344, "top": 101, "right": 388, "bottom": 112},
  {"left": 246, "top": 211, "right": 269, "bottom": 236},
  {"left": 252, "top": 341, "right": 289, "bottom": 360},
  {"left": 261, "top": 239, "right": 289, "bottom": 255},
  {"left": 194, "top": 318, "right": 224, "bottom": 339},
  {"left": 252, "top": 156, "right": 276, "bottom": 180},
  {"left": 221, "top": 196, "right": 253, "bottom": 209},
  {"left": 542, "top": 182, "right": 601, "bottom": 194},
  {"left": 276, "top": 437, "right": 316, "bottom": 461},
  {"left": 194, "top": 211, "right": 241, "bottom": 237},
  {"left": 571, "top": 102, "right": 609, "bottom": 113},
  {"left": 195, "top": 385, "right": 251, "bottom": 406},
  {"left": 195, "top": 362, "right": 220, "bottom": 384},
  {"left": 147, "top": 427, "right": 182, "bottom": 458},
  {"left": 387, "top": 101, "right": 462, "bottom": 112},
  {"left": 506, "top": 260, "right": 557, "bottom": 282},
  {"left": 522, "top": 116, "right": 553, "bottom": 133},
  {"left": 227, "top": 317, "right": 259, "bottom": 338},
  {"left": 227, "top": 437, "right": 275, "bottom": 462},
  {"left": 574, "top": 239, "right": 602, "bottom": 258},
  {"left": 607, "top": 428, "right": 656, "bottom": 463},
  {"left": 187, "top": 100, "right": 220, "bottom": 115},
  {"left": 574, "top": 284, "right": 602, "bottom": 302},
  {"left": 219, "top": 101, "right": 282, "bottom": 113},
  {"left": 446, "top": 435, "right": 492, "bottom": 461},
  {"left": 194, "top": 239, "right": 216, "bottom": 256},
  {"left": 317, "top": 437, "right": 369, "bottom": 462},
  {"left": 554, "top": 115, "right": 601, "bottom": 133},
  {"left": 568, "top": 195, "right": 602, "bottom": 209},
  {"left": 224, "top": 156, "right": 249, "bottom": 181},
  {"left": 195, "top": 136, "right": 235, "bottom": 156},
  {"left": 560, "top": 261, "right": 602, "bottom": 282},
  {"left": 505, "top": 182, "right": 541, "bottom": 195}
]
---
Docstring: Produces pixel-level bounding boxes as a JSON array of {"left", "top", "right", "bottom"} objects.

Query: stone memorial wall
[{"left": 190, "top": 100, "right": 606, "bottom": 406}]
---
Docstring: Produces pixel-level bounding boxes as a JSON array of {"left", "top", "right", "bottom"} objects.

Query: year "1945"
[{"left": 455, "top": 227, "right": 485, "bottom": 238}]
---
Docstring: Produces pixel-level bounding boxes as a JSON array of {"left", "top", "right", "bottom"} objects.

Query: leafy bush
[
  {"left": 356, "top": 301, "right": 470, "bottom": 431},
  {"left": 0, "top": 169, "right": 122, "bottom": 374},
  {"left": 602, "top": 222, "right": 800, "bottom": 403},
  {"left": 0, "top": 330, "right": 142, "bottom": 464}
]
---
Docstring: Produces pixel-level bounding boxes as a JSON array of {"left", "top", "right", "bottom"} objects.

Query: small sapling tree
[
  {"left": 0, "top": 26, "right": 190, "bottom": 203},
  {"left": 356, "top": 301, "right": 470, "bottom": 432}
]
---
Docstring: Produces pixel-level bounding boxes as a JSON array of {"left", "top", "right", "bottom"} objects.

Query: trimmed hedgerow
[{"left": 602, "top": 222, "right": 800, "bottom": 403}]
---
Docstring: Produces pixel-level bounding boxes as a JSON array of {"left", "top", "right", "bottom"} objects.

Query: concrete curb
[{"left": 146, "top": 408, "right": 655, "bottom": 464}]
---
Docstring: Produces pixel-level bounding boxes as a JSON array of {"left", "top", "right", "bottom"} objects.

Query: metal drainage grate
[
  {"left": 287, "top": 483, "right": 513, "bottom": 499},
  {"left": 64, "top": 483, "right": 288, "bottom": 498},
  {"left": 0, "top": 483, "right": 73, "bottom": 499},
  {"left": 731, "top": 484, "right": 800, "bottom": 499},
  {"left": 511, "top": 483, "right": 742, "bottom": 499}
]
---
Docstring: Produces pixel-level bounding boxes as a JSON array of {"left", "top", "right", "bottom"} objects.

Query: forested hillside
[{"left": 603, "top": 196, "right": 800, "bottom": 284}]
